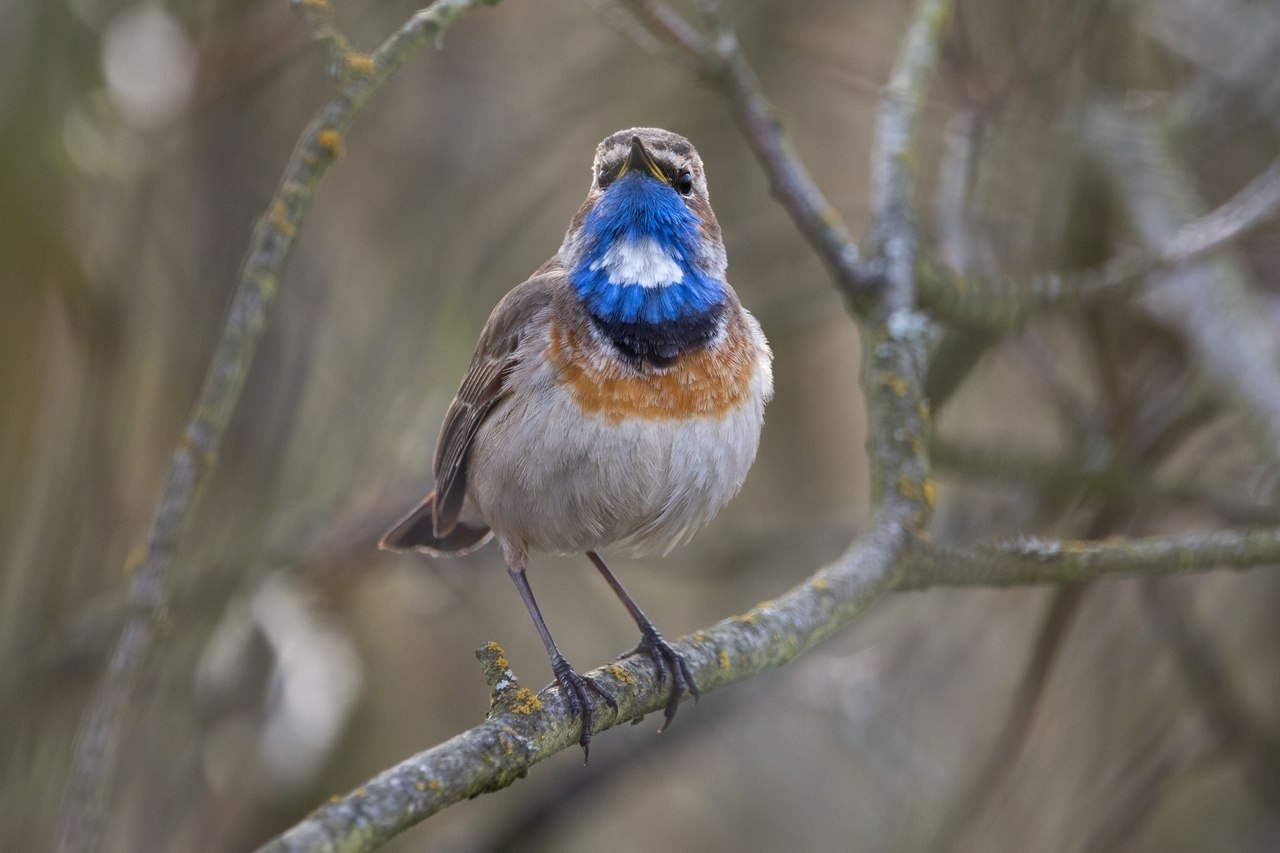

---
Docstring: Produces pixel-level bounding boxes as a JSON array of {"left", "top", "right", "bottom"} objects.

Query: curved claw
[
  {"left": 550, "top": 657, "right": 616, "bottom": 761},
  {"left": 623, "top": 630, "right": 700, "bottom": 731}
]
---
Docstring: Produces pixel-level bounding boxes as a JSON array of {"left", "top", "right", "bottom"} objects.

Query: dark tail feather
[{"left": 379, "top": 492, "right": 493, "bottom": 556}]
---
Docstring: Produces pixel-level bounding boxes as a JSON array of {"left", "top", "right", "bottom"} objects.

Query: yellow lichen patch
[
  {"left": 811, "top": 577, "right": 829, "bottom": 591},
  {"left": 917, "top": 399, "right": 932, "bottom": 425},
  {"left": 922, "top": 478, "right": 937, "bottom": 510},
  {"left": 898, "top": 475, "right": 922, "bottom": 501},
  {"left": 268, "top": 200, "right": 296, "bottom": 238},
  {"left": 739, "top": 612, "right": 757, "bottom": 625},
  {"left": 604, "top": 663, "right": 634, "bottom": 684},
  {"left": 819, "top": 205, "right": 844, "bottom": 228},
  {"left": 344, "top": 51, "right": 375, "bottom": 76},
  {"left": 316, "top": 129, "right": 343, "bottom": 158},
  {"left": 509, "top": 687, "right": 543, "bottom": 715},
  {"left": 884, "top": 374, "right": 909, "bottom": 397},
  {"left": 428, "top": 780, "right": 442, "bottom": 792},
  {"left": 717, "top": 649, "right": 730, "bottom": 670},
  {"left": 485, "top": 641, "right": 509, "bottom": 670},
  {"left": 355, "top": 787, "right": 366, "bottom": 797},
  {"left": 415, "top": 781, "right": 427, "bottom": 792},
  {"left": 123, "top": 545, "right": 147, "bottom": 578}
]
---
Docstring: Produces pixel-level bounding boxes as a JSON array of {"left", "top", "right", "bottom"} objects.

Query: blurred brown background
[{"left": 4, "top": 0, "right": 1280, "bottom": 850}]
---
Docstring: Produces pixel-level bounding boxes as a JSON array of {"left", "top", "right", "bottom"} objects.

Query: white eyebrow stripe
[{"left": 589, "top": 236, "right": 684, "bottom": 288}]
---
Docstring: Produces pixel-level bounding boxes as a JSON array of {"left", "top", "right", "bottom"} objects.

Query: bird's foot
[
  {"left": 623, "top": 628, "right": 700, "bottom": 731},
  {"left": 550, "top": 656, "right": 616, "bottom": 762}
]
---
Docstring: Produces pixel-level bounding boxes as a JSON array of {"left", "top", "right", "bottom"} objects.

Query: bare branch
[
  {"left": 614, "top": 0, "right": 879, "bottom": 301},
  {"left": 256, "top": 519, "right": 1280, "bottom": 851},
  {"left": 896, "top": 527, "right": 1280, "bottom": 590},
  {"left": 55, "top": 3, "right": 499, "bottom": 851},
  {"left": 870, "top": 0, "right": 954, "bottom": 313},
  {"left": 291, "top": 0, "right": 360, "bottom": 79},
  {"left": 1087, "top": 106, "right": 1280, "bottom": 465},
  {"left": 1147, "top": 582, "right": 1280, "bottom": 807},
  {"left": 918, "top": 150, "right": 1280, "bottom": 327},
  {"left": 926, "top": 587, "right": 1086, "bottom": 853},
  {"left": 256, "top": 518, "right": 904, "bottom": 853},
  {"left": 932, "top": 436, "right": 1278, "bottom": 523}
]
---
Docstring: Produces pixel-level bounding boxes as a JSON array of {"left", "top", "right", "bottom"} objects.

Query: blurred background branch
[{"left": 53, "top": 1, "right": 497, "bottom": 851}]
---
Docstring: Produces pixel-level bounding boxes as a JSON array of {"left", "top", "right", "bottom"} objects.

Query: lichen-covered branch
[
  {"left": 55, "top": 3, "right": 498, "bottom": 851},
  {"left": 257, "top": 524, "right": 901, "bottom": 853},
  {"left": 895, "top": 527, "right": 1280, "bottom": 590},
  {"left": 259, "top": 518, "right": 1280, "bottom": 852}
]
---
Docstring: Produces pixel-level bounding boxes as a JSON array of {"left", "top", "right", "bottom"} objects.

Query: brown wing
[{"left": 430, "top": 267, "right": 560, "bottom": 538}]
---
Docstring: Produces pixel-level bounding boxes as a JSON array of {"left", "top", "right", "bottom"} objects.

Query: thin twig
[
  {"left": 870, "top": 0, "right": 954, "bottom": 314},
  {"left": 54, "top": 3, "right": 499, "bottom": 851},
  {"left": 1075, "top": 721, "right": 1212, "bottom": 853},
  {"left": 291, "top": 0, "right": 360, "bottom": 79},
  {"left": 918, "top": 151, "right": 1280, "bottom": 327},
  {"left": 614, "top": 0, "right": 880, "bottom": 301},
  {"left": 1147, "top": 582, "right": 1280, "bottom": 807},
  {"left": 1087, "top": 106, "right": 1280, "bottom": 464},
  {"left": 931, "top": 436, "right": 1278, "bottom": 523},
  {"left": 926, "top": 587, "right": 1086, "bottom": 853}
]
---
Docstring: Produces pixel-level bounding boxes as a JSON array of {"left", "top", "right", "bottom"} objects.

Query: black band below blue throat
[{"left": 589, "top": 301, "right": 725, "bottom": 367}]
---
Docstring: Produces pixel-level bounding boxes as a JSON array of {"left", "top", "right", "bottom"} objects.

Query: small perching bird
[{"left": 381, "top": 127, "right": 773, "bottom": 757}]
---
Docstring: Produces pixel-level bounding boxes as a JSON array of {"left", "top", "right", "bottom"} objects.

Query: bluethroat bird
[{"left": 381, "top": 128, "right": 773, "bottom": 757}]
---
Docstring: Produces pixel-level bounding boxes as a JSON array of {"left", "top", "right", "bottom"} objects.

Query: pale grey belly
[{"left": 468, "top": 381, "right": 765, "bottom": 557}]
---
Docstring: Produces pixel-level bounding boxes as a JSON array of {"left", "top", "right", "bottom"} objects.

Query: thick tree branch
[
  {"left": 55, "top": 2, "right": 498, "bottom": 851},
  {"left": 257, "top": 519, "right": 902, "bottom": 853},
  {"left": 259, "top": 521, "right": 1280, "bottom": 853}
]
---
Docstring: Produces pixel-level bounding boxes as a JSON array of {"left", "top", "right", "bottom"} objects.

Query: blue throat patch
[{"left": 570, "top": 172, "right": 724, "bottom": 327}]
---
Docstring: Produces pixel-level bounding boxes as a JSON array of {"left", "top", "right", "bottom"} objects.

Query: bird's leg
[
  {"left": 586, "top": 550, "right": 700, "bottom": 730},
  {"left": 507, "top": 566, "right": 615, "bottom": 760}
]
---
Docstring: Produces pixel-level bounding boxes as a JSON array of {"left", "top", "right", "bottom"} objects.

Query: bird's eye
[
  {"left": 675, "top": 170, "right": 694, "bottom": 195},
  {"left": 598, "top": 168, "right": 612, "bottom": 188}
]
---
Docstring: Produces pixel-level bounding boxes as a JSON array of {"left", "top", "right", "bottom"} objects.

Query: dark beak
[{"left": 619, "top": 135, "right": 665, "bottom": 181}]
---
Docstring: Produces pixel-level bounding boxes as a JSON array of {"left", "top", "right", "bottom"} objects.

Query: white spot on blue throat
[
  {"left": 589, "top": 236, "right": 684, "bottom": 288},
  {"left": 572, "top": 171, "right": 724, "bottom": 326}
]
